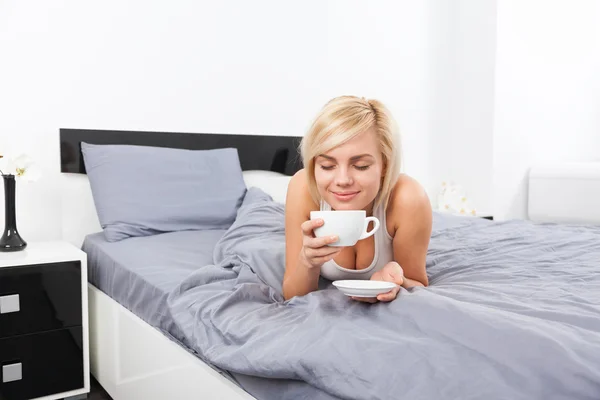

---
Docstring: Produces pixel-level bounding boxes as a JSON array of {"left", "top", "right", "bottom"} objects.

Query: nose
[{"left": 334, "top": 167, "right": 353, "bottom": 187}]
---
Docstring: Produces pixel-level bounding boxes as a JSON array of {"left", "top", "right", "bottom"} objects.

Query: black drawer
[
  {"left": 0, "top": 326, "right": 84, "bottom": 400},
  {"left": 0, "top": 261, "right": 82, "bottom": 338}
]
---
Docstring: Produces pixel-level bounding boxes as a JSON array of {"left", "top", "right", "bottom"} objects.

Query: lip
[{"left": 331, "top": 191, "right": 359, "bottom": 201}]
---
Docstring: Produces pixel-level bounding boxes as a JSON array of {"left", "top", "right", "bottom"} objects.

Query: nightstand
[
  {"left": 439, "top": 211, "right": 494, "bottom": 221},
  {"left": 0, "top": 242, "right": 89, "bottom": 400}
]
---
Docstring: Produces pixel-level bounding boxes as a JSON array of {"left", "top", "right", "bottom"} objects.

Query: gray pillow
[{"left": 81, "top": 142, "right": 247, "bottom": 242}]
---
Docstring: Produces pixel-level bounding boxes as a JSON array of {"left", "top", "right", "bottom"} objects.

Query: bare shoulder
[
  {"left": 286, "top": 168, "right": 319, "bottom": 216},
  {"left": 387, "top": 174, "right": 432, "bottom": 230},
  {"left": 287, "top": 168, "right": 309, "bottom": 194},
  {"left": 389, "top": 174, "right": 430, "bottom": 209}
]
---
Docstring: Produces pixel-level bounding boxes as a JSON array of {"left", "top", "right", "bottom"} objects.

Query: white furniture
[
  {"left": 528, "top": 162, "right": 600, "bottom": 224},
  {"left": 438, "top": 211, "right": 494, "bottom": 220},
  {"left": 0, "top": 241, "right": 90, "bottom": 400},
  {"left": 88, "top": 285, "right": 253, "bottom": 400}
]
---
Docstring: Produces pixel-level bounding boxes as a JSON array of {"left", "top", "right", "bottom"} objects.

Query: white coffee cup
[{"left": 310, "top": 210, "right": 380, "bottom": 247}]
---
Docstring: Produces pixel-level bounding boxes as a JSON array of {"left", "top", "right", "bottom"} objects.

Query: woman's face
[{"left": 314, "top": 127, "right": 384, "bottom": 212}]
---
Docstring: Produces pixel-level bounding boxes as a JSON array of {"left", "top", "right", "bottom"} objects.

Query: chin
[{"left": 329, "top": 202, "right": 359, "bottom": 211}]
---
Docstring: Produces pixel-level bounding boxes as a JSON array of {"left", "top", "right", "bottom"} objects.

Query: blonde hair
[{"left": 300, "top": 95, "right": 402, "bottom": 210}]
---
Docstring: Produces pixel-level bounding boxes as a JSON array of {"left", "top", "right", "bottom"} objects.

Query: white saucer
[{"left": 332, "top": 280, "right": 398, "bottom": 298}]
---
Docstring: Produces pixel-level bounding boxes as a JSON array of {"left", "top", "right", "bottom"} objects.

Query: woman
[{"left": 283, "top": 95, "right": 432, "bottom": 303}]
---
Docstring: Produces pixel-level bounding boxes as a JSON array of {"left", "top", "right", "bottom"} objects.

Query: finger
[
  {"left": 381, "top": 268, "right": 396, "bottom": 282},
  {"left": 377, "top": 293, "right": 395, "bottom": 302},
  {"left": 382, "top": 263, "right": 404, "bottom": 284},
  {"left": 309, "top": 253, "right": 338, "bottom": 262},
  {"left": 306, "top": 235, "right": 339, "bottom": 249},
  {"left": 369, "top": 271, "right": 383, "bottom": 282},
  {"left": 377, "top": 287, "right": 400, "bottom": 302},
  {"left": 352, "top": 297, "right": 371, "bottom": 303},
  {"left": 313, "top": 253, "right": 340, "bottom": 265},
  {"left": 304, "top": 245, "right": 341, "bottom": 259},
  {"left": 351, "top": 296, "right": 378, "bottom": 303},
  {"left": 301, "top": 219, "right": 323, "bottom": 235},
  {"left": 387, "top": 262, "right": 404, "bottom": 277}
]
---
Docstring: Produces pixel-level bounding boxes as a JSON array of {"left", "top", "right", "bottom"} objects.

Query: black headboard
[{"left": 60, "top": 128, "right": 304, "bottom": 176}]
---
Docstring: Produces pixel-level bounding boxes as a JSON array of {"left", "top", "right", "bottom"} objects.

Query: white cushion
[
  {"left": 528, "top": 162, "right": 600, "bottom": 224},
  {"left": 242, "top": 170, "right": 292, "bottom": 204}
]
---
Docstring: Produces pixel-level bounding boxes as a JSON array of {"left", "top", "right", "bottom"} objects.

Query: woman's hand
[
  {"left": 351, "top": 262, "right": 404, "bottom": 303},
  {"left": 299, "top": 218, "right": 342, "bottom": 269}
]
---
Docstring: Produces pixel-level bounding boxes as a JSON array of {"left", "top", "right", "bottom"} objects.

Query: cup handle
[{"left": 359, "top": 217, "right": 380, "bottom": 240}]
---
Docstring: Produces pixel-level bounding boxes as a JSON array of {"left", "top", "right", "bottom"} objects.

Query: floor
[{"left": 88, "top": 375, "right": 112, "bottom": 400}]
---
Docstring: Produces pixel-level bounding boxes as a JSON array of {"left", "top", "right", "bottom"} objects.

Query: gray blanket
[{"left": 167, "top": 188, "right": 600, "bottom": 400}]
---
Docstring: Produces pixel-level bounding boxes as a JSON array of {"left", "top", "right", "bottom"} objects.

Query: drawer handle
[
  {"left": 2, "top": 362, "right": 22, "bottom": 383},
  {"left": 0, "top": 294, "right": 20, "bottom": 314}
]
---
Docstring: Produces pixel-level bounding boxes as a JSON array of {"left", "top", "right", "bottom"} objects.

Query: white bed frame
[{"left": 60, "top": 171, "right": 290, "bottom": 400}]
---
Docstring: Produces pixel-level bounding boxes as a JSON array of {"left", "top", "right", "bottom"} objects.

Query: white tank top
[{"left": 319, "top": 200, "right": 394, "bottom": 281}]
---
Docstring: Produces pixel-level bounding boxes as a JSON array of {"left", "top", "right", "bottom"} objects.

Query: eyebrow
[{"left": 317, "top": 154, "right": 375, "bottom": 162}]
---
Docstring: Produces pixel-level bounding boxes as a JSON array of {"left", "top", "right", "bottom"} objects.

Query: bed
[{"left": 59, "top": 129, "right": 600, "bottom": 400}]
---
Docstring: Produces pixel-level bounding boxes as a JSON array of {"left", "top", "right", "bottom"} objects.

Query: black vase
[{"left": 0, "top": 174, "right": 27, "bottom": 252}]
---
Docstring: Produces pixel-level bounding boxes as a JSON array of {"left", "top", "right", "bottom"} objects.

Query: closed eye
[
  {"left": 355, "top": 165, "right": 370, "bottom": 171},
  {"left": 319, "top": 165, "right": 335, "bottom": 171}
]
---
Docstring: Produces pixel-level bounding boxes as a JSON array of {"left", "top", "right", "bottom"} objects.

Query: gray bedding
[
  {"left": 83, "top": 218, "right": 337, "bottom": 398},
  {"left": 84, "top": 187, "right": 600, "bottom": 400},
  {"left": 83, "top": 228, "right": 226, "bottom": 338},
  {"left": 165, "top": 188, "right": 600, "bottom": 400}
]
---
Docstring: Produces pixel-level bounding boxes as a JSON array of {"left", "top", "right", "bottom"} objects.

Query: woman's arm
[
  {"left": 390, "top": 175, "right": 432, "bottom": 288},
  {"left": 282, "top": 170, "right": 321, "bottom": 300}
]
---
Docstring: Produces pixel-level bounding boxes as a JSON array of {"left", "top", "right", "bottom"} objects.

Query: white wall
[
  {"left": 0, "top": 0, "right": 444, "bottom": 242},
  {"left": 4, "top": 1, "right": 597, "bottom": 240},
  {"left": 429, "top": 0, "right": 497, "bottom": 215},
  {"left": 429, "top": 0, "right": 600, "bottom": 221},
  {"left": 493, "top": 0, "right": 600, "bottom": 220}
]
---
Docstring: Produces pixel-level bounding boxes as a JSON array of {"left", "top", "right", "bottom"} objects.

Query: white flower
[
  {"left": 0, "top": 154, "right": 7, "bottom": 173},
  {"left": 14, "top": 154, "right": 41, "bottom": 182},
  {"left": 2, "top": 154, "right": 41, "bottom": 182},
  {"left": 437, "top": 181, "right": 473, "bottom": 214}
]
